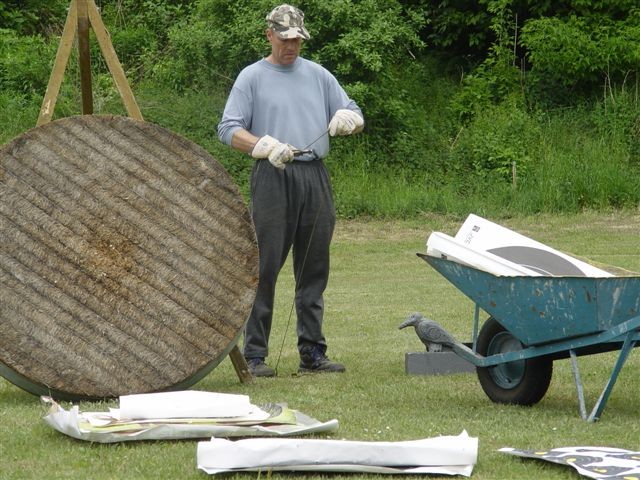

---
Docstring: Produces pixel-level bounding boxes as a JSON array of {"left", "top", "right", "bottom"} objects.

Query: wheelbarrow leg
[
  {"left": 569, "top": 350, "right": 588, "bottom": 420},
  {"left": 587, "top": 332, "right": 636, "bottom": 422},
  {"left": 472, "top": 304, "right": 481, "bottom": 352}
]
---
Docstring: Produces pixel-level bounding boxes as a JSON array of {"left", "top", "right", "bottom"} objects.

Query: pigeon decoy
[{"left": 399, "top": 312, "right": 459, "bottom": 353}]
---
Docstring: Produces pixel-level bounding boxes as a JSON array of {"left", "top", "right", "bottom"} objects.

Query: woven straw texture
[{"left": 0, "top": 115, "right": 258, "bottom": 399}]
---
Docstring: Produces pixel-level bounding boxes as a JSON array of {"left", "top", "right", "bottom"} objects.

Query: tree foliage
[
  {"left": 0, "top": 0, "right": 68, "bottom": 36},
  {"left": 0, "top": 29, "right": 56, "bottom": 95},
  {"left": 0, "top": 0, "right": 638, "bottom": 204},
  {"left": 418, "top": 0, "right": 639, "bottom": 108},
  {"left": 149, "top": 0, "right": 426, "bottom": 157},
  {"left": 521, "top": 9, "right": 640, "bottom": 103}
]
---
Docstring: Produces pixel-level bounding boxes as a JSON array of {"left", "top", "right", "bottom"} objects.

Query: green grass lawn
[{"left": 2, "top": 211, "right": 640, "bottom": 479}]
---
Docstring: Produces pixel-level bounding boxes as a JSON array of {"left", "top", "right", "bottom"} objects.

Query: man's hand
[
  {"left": 251, "top": 135, "right": 294, "bottom": 169},
  {"left": 328, "top": 109, "right": 364, "bottom": 136}
]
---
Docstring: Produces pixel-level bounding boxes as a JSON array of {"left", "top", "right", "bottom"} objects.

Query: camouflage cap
[{"left": 266, "top": 4, "right": 310, "bottom": 40}]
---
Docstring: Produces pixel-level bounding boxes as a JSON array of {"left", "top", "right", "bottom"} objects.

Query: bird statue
[{"left": 399, "top": 312, "right": 459, "bottom": 353}]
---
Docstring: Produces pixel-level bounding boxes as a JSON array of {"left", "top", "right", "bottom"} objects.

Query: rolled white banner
[
  {"left": 118, "top": 391, "right": 262, "bottom": 420},
  {"left": 197, "top": 431, "right": 478, "bottom": 473}
]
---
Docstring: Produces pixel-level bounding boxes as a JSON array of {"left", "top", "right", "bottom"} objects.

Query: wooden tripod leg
[
  {"left": 229, "top": 345, "right": 253, "bottom": 383},
  {"left": 77, "top": 0, "right": 93, "bottom": 114},
  {"left": 37, "top": 0, "right": 78, "bottom": 126},
  {"left": 87, "top": 0, "right": 143, "bottom": 120}
]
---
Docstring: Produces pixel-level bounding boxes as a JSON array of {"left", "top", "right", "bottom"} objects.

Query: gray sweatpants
[{"left": 243, "top": 159, "right": 336, "bottom": 360}]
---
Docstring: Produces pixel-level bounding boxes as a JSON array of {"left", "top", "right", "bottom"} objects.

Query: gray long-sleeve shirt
[{"left": 217, "top": 57, "right": 362, "bottom": 159}]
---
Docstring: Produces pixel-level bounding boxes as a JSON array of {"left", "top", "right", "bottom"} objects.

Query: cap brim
[{"left": 273, "top": 25, "right": 310, "bottom": 40}]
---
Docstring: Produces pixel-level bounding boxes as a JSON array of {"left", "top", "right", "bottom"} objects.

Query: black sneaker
[
  {"left": 246, "top": 357, "right": 276, "bottom": 377},
  {"left": 299, "top": 346, "right": 345, "bottom": 373}
]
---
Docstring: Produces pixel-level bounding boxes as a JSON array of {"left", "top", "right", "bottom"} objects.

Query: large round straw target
[{"left": 0, "top": 115, "right": 258, "bottom": 400}]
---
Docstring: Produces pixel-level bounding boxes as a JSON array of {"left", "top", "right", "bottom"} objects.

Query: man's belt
[{"left": 292, "top": 148, "right": 319, "bottom": 161}]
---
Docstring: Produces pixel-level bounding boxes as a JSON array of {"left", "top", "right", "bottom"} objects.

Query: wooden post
[
  {"left": 77, "top": 0, "right": 93, "bottom": 115},
  {"left": 229, "top": 345, "right": 253, "bottom": 383},
  {"left": 37, "top": 0, "right": 143, "bottom": 125},
  {"left": 87, "top": 0, "right": 142, "bottom": 120},
  {"left": 37, "top": 0, "right": 78, "bottom": 126}
]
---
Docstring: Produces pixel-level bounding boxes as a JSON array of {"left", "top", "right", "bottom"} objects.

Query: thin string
[
  {"left": 273, "top": 200, "right": 322, "bottom": 374},
  {"left": 253, "top": 133, "right": 328, "bottom": 373}
]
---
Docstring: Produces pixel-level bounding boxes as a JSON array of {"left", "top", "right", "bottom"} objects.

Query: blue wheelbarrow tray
[{"left": 421, "top": 254, "right": 640, "bottom": 422}]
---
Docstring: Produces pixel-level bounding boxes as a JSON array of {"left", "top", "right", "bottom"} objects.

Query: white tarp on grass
[
  {"left": 117, "top": 390, "right": 261, "bottom": 420},
  {"left": 197, "top": 431, "right": 478, "bottom": 476},
  {"left": 42, "top": 391, "right": 338, "bottom": 443}
]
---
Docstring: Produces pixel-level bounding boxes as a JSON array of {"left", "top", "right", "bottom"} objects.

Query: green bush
[
  {"left": 3, "top": 0, "right": 640, "bottom": 219},
  {"left": 99, "top": 0, "right": 195, "bottom": 43},
  {"left": 591, "top": 86, "right": 640, "bottom": 156},
  {"left": 448, "top": 0, "right": 524, "bottom": 123},
  {"left": 151, "top": 0, "right": 425, "bottom": 138},
  {"left": 150, "top": 0, "right": 276, "bottom": 89},
  {"left": 414, "top": 0, "right": 493, "bottom": 59},
  {"left": 521, "top": 11, "right": 640, "bottom": 104},
  {"left": 99, "top": 0, "right": 195, "bottom": 81},
  {"left": 352, "top": 59, "right": 456, "bottom": 177},
  {"left": 0, "top": 29, "right": 56, "bottom": 95},
  {"left": 304, "top": 0, "right": 425, "bottom": 83},
  {"left": 450, "top": 98, "right": 540, "bottom": 182},
  {"left": 512, "top": 107, "right": 640, "bottom": 213},
  {"left": 0, "top": 91, "right": 40, "bottom": 144},
  {"left": 0, "top": 0, "right": 68, "bottom": 36},
  {"left": 109, "top": 26, "right": 158, "bottom": 80},
  {"left": 148, "top": 18, "right": 231, "bottom": 92}
]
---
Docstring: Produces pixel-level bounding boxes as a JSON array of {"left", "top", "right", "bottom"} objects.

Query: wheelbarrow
[{"left": 419, "top": 254, "right": 640, "bottom": 422}]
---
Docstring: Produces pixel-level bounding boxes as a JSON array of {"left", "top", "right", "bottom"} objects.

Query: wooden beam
[
  {"left": 87, "top": 0, "right": 143, "bottom": 120},
  {"left": 37, "top": 0, "right": 78, "bottom": 126},
  {"left": 229, "top": 345, "right": 253, "bottom": 383},
  {"left": 77, "top": 0, "right": 93, "bottom": 115}
]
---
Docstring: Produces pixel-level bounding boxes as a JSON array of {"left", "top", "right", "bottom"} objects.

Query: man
[{"left": 218, "top": 4, "right": 364, "bottom": 377}]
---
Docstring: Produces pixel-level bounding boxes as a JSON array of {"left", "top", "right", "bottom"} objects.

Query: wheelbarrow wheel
[{"left": 476, "top": 317, "right": 552, "bottom": 406}]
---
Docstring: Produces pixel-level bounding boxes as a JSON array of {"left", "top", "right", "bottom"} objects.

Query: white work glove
[
  {"left": 251, "top": 135, "right": 294, "bottom": 170},
  {"left": 328, "top": 109, "right": 364, "bottom": 136}
]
